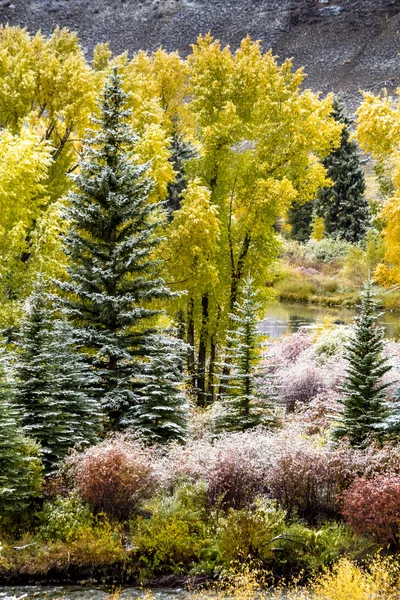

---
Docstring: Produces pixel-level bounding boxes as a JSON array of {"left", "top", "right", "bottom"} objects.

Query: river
[
  {"left": 0, "top": 586, "right": 189, "bottom": 600},
  {"left": 260, "top": 301, "right": 400, "bottom": 339}
]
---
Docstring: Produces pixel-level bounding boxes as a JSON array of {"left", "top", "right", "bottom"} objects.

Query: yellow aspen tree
[
  {"left": 357, "top": 89, "right": 400, "bottom": 285},
  {"left": 176, "top": 35, "right": 341, "bottom": 404}
]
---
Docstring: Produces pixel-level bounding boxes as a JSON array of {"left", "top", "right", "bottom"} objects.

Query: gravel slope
[{"left": 2, "top": 0, "right": 400, "bottom": 106}]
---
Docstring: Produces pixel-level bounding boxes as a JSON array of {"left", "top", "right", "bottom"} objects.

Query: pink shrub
[
  {"left": 206, "top": 447, "right": 266, "bottom": 509},
  {"left": 341, "top": 474, "right": 400, "bottom": 546},
  {"left": 68, "top": 436, "right": 157, "bottom": 520},
  {"left": 266, "top": 441, "right": 356, "bottom": 524},
  {"left": 293, "top": 391, "right": 341, "bottom": 435},
  {"left": 277, "top": 359, "right": 324, "bottom": 410},
  {"left": 268, "top": 331, "right": 314, "bottom": 366}
]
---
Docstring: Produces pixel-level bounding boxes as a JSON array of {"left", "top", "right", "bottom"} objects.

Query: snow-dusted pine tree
[
  {"left": 0, "top": 357, "right": 42, "bottom": 516},
  {"left": 333, "top": 280, "right": 392, "bottom": 447},
  {"left": 132, "top": 332, "right": 188, "bottom": 442},
  {"left": 57, "top": 69, "right": 172, "bottom": 429},
  {"left": 215, "top": 278, "right": 276, "bottom": 433},
  {"left": 15, "top": 285, "right": 100, "bottom": 475}
]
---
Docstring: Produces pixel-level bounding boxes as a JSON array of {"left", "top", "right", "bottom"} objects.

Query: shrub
[
  {"left": 131, "top": 482, "right": 208, "bottom": 577},
  {"left": 215, "top": 504, "right": 366, "bottom": 580},
  {"left": 277, "top": 359, "right": 324, "bottom": 410},
  {"left": 266, "top": 444, "right": 355, "bottom": 524},
  {"left": 206, "top": 448, "right": 266, "bottom": 510},
  {"left": 341, "top": 474, "right": 400, "bottom": 546},
  {"left": 271, "top": 331, "right": 314, "bottom": 364},
  {"left": 312, "top": 557, "right": 400, "bottom": 600},
  {"left": 215, "top": 499, "right": 285, "bottom": 568},
  {"left": 305, "top": 239, "right": 352, "bottom": 264},
  {"left": 313, "top": 326, "right": 349, "bottom": 361},
  {"left": 68, "top": 436, "right": 157, "bottom": 520},
  {"left": 38, "top": 494, "right": 94, "bottom": 543}
]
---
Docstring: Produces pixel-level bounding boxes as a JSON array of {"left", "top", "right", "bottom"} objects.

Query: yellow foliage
[
  {"left": 356, "top": 87, "right": 400, "bottom": 285},
  {"left": 161, "top": 179, "right": 220, "bottom": 298},
  {"left": 311, "top": 216, "right": 325, "bottom": 241},
  {"left": 312, "top": 557, "right": 400, "bottom": 600},
  {"left": 185, "top": 34, "right": 341, "bottom": 321},
  {"left": 135, "top": 124, "right": 175, "bottom": 201},
  {"left": 0, "top": 128, "right": 56, "bottom": 321}
]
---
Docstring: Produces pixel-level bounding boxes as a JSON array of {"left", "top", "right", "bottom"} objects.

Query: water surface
[
  {"left": 0, "top": 586, "right": 188, "bottom": 600},
  {"left": 260, "top": 301, "right": 400, "bottom": 339}
]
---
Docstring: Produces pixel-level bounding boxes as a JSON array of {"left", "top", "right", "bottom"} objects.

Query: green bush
[
  {"left": 215, "top": 499, "right": 285, "bottom": 568},
  {"left": 131, "top": 482, "right": 209, "bottom": 577},
  {"left": 214, "top": 500, "right": 372, "bottom": 580},
  {"left": 306, "top": 239, "right": 352, "bottom": 264},
  {"left": 37, "top": 494, "right": 95, "bottom": 543}
]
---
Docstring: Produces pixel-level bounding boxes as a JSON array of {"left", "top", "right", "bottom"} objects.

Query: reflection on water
[
  {"left": 260, "top": 302, "right": 400, "bottom": 339},
  {"left": 0, "top": 587, "right": 188, "bottom": 600}
]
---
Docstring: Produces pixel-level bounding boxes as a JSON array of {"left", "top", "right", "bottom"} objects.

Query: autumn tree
[
  {"left": 57, "top": 69, "right": 172, "bottom": 430},
  {"left": 357, "top": 87, "right": 400, "bottom": 285},
  {"left": 163, "top": 35, "right": 341, "bottom": 404},
  {"left": 0, "top": 26, "right": 97, "bottom": 323}
]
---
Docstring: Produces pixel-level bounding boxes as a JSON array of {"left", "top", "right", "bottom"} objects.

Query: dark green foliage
[
  {"left": 166, "top": 134, "right": 196, "bottom": 219},
  {"left": 0, "top": 361, "right": 42, "bottom": 517},
  {"left": 129, "top": 332, "right": 188, "bottom": 442},
  {"left": 215, "top": 278, "right": 275, "bottom": 433},
  {"left": 15, "top": 286, "right": 100, "bottom": 475},
  {"left": 287, "top": 200, "right": 314, "bottom": 242},
  {"left": 333, "top": 280, "right": 392, "bottom": 447},
  {"left": 315, "top": 97, "right": 369, "bottom": 243},
  {"left": 57, "top": 69, "right": 172, "bottom": 429}
]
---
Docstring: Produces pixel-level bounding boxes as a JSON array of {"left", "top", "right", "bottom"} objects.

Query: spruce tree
[
  {"left": 166, "top": 133, "right": 196, "bottom": 219},
  {"left": 15, "top": 286, "right": 100, "bottom": 475},
  {"left": 287, "top": 200, "right": 314, "bottom": 242},
  {"left": 215, "top": 278, "right": 276, "bottom": 433},
  {"left": 57, "top": 69, "right": 172, "bottom": 429},
  {"left": 315, "top": 97, "right": 369, "bottom": 243},
  {"left": 0, "top": 364, "right": 42, "bottom": 517},
  {"left": 333, "top": 280, "right": 392, "bottom": 447},
  {"left": 131, "top": 332, "right": 188, "bottom": 442}
]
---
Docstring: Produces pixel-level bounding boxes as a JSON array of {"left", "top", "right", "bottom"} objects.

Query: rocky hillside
[{"left": 2, "top": 0, "right": 400, "bottom": 106}]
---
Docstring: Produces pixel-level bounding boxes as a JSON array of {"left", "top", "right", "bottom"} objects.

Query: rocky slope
[{"left": 2, "top": 0, "right": 400, "bottom": 106}]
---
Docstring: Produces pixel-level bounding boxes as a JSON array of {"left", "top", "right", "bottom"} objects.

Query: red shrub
[
  {"left": 206, "top": 448, "right": 266, "bottom": 510},
  {"left": 341, "top": 474, "right": 400, "bottom": 546},
  {"left": 68, "top": 437, "right": 157, "bottom": 520}
]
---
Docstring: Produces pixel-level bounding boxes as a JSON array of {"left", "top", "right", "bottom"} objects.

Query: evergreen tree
[
  {"left": 15, "top": 286, "right": 100, "bottom": 475},
  {"left": 287, "top": 200, "right": 314, "bottom": 242},
  {"left": 215, "top": 278, "right": 276, "bottom": 433},
  {"left": 0, "top": 361, "right": 42, "bottom": 517},
  {"left": 166, "top": 133, "right": 196, "bottom": 219},
  {"left": 132, "top": 332, "right": 188, "bottom": 442},
  {"left": 315, "top": 97, "right": 369, "bottom": 243},
  {"left": 57, "top": 69, "right": 172, "bottom": 429},
  {"left": 333, "top": 280, "right": 392, "bottom": 447}
]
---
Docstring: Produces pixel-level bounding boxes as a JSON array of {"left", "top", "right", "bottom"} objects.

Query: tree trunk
[
  {"left": 207, "top": 333, "right": 217, "bottom": 404},
  {"left": 197, "top": 294, "right": 209, "bottom": 407},
  {"left": 187, "top": 299, "right": 196, "bottom": 389}
]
